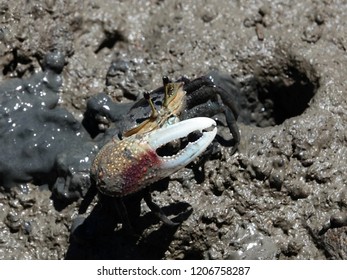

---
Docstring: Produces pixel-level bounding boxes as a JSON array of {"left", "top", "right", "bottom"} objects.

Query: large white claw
[
  {"left": 148, "top": 117, "right": 217, "bottom": 171},
  {"left": 92, "top": 117, "right": 217, "bottom": 197}
]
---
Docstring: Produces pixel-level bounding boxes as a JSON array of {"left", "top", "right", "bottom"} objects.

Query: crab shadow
[{"left": 65, "top": 179, "right": 192, "bottom": 259}]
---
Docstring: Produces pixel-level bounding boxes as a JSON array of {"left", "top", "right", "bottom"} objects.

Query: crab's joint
[{"left": 143, "top": 91, "right": 158, "bottom": 119}]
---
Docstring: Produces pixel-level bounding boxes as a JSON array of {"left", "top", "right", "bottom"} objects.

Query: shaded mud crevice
[
  {"left": 2, "top": 48, "right": 35, "bottom": 77},
  {"left": 237, "top": 49, "right": 320, "bottom": 127},
  {"left": 94, "top": 30, "right": 126, "bottom": 54}
]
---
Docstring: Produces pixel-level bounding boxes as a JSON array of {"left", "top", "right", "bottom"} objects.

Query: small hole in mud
[
  {"left": 95, "top": 30, "right": 126, "bottom": 54},
  {"left": 237, "top": 52, "right": 319, "bottom": 127}
]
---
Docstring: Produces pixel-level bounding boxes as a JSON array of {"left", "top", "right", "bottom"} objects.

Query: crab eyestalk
[
  {"left": 91, "top": 117, "right": 217, "bottom": 197},
  {"left": 123, "top": 81, "right": 186, "bottom": 137},
  {"left": 123, "top": 92, "right": 159, "bottom": 137},
  {"left": 163, "top": 76, "right": 171, "bottom": 108},
  {"left": 143, "top": 91, "right": 158, "bottom": 119}
]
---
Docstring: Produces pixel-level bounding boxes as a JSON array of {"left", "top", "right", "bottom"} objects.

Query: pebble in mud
[
  {"left": 227, "top": 223, "right": 278, "bottom": 260},
  {"left": 5, "top": 210, "right": 21, "bottom": 232},
  {"left": 284, "top": 179, "right": 312, "bottom": 200},
  {"left": 319, "top": 212, "right": 347, "bottom": 235},
  {"left": 269, "top": 170, "right": 284, "bottom": 190},
  {"left": 284, "top": 239, "right": 304, "bottom": 257},
  {"left": 330, "top": 213, "right": 347, "bottom": 228}
]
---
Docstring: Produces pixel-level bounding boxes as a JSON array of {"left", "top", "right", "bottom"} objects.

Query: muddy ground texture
[{"left": 1, "top": 0, "right": 347, "bottom": 259}]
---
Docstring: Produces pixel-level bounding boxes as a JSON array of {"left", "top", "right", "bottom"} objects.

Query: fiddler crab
[{"left": 81, "top": 75, "right": 240, "bottom": 231}]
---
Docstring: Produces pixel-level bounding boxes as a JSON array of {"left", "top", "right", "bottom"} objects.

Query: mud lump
[{"left": 0, "top": 51, "right": 98, "bottom": 200}]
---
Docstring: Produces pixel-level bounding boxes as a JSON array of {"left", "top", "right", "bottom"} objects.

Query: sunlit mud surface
[{"left": 0, "top": 0, "right": 346, "bottom": 259}]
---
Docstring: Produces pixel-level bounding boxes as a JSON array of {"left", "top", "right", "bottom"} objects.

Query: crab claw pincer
[{"left": 91, "top": 117, "right": 217, "bottom": 197}]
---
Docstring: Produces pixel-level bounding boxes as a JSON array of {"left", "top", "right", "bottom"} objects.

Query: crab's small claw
[{"left": 91, "top": 117, "right": 217, "bottom": 197}]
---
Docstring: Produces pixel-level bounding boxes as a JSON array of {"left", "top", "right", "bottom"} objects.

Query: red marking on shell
[{"left": 121, "top": 149, "right": 161, "bottom": 195}]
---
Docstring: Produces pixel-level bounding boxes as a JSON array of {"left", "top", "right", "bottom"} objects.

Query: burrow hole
[{"left": 236, "top": 51, "right": 319, "bottom": 127}]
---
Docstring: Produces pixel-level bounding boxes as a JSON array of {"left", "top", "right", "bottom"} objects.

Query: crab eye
[{"left": 162, "top": 76, "right": 170, "bottom": 85}]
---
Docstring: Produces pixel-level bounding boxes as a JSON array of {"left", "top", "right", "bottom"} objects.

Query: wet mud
[{"left": 1, "top": 0, "right": 347, "bottom": 259}]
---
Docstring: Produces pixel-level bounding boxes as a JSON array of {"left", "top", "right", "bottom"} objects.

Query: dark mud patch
[{"left": 0, "top": 51, "right": 98, "bottom": 201}]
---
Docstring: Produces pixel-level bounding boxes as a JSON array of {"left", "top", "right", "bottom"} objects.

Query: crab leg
[{"left": 91, "top": 117, "right": 217, "bottom": 197}]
